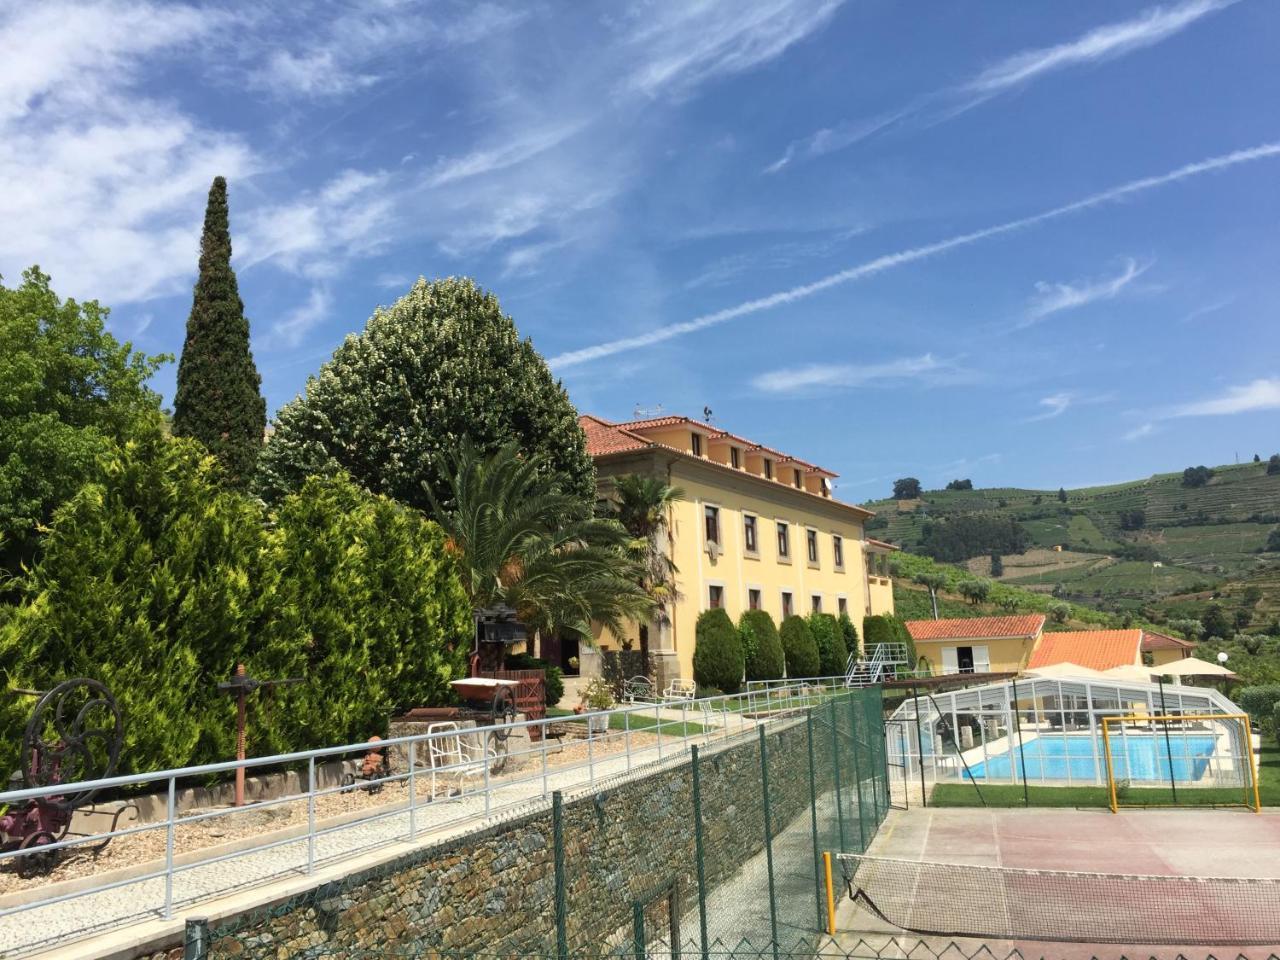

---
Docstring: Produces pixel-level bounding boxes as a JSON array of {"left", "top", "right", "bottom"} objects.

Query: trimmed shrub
[
  {"left": 780, "top": 615, "right": 820, "bottom": 679},
  {"left": 739, "top": 609, "right": 784, "bottom": 681},
  {"left": 808, "top": 612, "right": 848, "bottom": 677},
  {"left": 1238, "top": 685, "right": 1280, "bottom": 737},
  {"left": 693, "top": 608, "right": 744, "bottom": 695},
  {"left": 864, "top": 614, "right": 917, "bottom": 674},
  {"left": 838, "top": 612, "right": 860, "bottom": 658}
]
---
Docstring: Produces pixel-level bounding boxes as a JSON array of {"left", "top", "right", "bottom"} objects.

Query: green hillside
[{"left": 862, "top": 459, "right": 1280, "bottom": 623}]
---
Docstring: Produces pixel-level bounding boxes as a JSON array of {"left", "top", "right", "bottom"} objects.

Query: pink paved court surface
[{"left": 834, "top": 807, "right": 1280, "bottom": 960}]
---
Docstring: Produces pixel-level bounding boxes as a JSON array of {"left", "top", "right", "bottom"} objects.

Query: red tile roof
[
  {"left": 605, "top": 414, "right": 838, "bottom": 477},
  {"left": 579, "top": 415, "right": 650, "bottom": 456},
  {"left": 1027, "top": 630, "right": 1144, "bottom": 671},
  {"left": 1140, "top": 631, "right": 1196, "bottom": 652},
  {"left": 905, "top": 615, "right": 1045, "bottom": 642}
]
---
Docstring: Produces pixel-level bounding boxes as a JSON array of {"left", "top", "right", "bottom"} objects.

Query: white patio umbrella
[
  {"left": 1154, "top": 656, "right": 1238, "bottom": 679},
  {"left": 1024, "top": 662, "right": 1108, "bottom": 679},
  {"left": 1104, "top": 663, "right": 1159, "bottom": 682}
]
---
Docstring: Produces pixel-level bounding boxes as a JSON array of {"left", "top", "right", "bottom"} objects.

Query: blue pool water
[{"left": 964, "top": 733, "right": 1218, "bottom": 782}]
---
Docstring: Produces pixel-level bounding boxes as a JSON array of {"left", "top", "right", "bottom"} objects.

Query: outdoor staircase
[{"left": 844, "top": 642, "right": 910, "bottom": 687}]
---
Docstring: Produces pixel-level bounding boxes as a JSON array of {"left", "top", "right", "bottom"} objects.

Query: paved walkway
[{"left": 0, "top": 713, "right": 767, "bottom": 958}]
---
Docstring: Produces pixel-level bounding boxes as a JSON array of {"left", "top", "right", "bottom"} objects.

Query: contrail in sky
[{"left": 550, "top": 141, "right": 1280, "bottom": 369}]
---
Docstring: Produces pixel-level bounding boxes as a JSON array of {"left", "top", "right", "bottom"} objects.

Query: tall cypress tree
[{"left": 173, "top": 177, "right": 266, "bottom": 488}]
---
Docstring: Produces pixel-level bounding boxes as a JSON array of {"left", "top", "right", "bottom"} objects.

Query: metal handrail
[{"left": 0, "top": 680, "right": 835, "bottom": 945}]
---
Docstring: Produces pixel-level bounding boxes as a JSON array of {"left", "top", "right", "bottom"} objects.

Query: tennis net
[{"left": 838, "top": 853, "right": 1280, "bottom": 945}]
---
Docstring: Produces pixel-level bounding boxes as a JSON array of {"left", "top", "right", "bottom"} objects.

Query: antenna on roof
[
  {"left": 633, "top": 402, "right": 665, "bottom": 418},
  {"left": 703, "top": 405, "right": 714, "bottom": 423}
]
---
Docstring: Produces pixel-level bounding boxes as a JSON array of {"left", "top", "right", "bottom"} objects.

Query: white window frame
[
  {"left": 743, "top": 513, "right": 759, "bottom": 557},
  {"left": 706, "top": 580, "right": 727, "bottom": 611},
  {"left": 805, "top": 528, "right": 820, "bottom": 568},
  {"left": 776, "top": 520, "right": 791, "bottom": 562}
]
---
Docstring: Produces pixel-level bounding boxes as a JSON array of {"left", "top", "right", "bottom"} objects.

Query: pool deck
[{"left": 835, "top": 806, "right": 1280, "bottom": 958}]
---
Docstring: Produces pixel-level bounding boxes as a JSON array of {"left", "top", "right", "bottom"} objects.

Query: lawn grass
[
  {"left": 930, "top": 744, "right": 1279, "bottom": 808},
  {"left": 546, "top": 707, "right": 708, "bottom": 736}
]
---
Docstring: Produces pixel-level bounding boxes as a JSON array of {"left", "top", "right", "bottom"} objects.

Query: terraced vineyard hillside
[{"left": 862, "top": 459, "right": 1280, "bottom": 618}]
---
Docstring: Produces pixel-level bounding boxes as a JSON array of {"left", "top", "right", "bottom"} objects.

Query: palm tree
[
  {"left": 426, "top": 441, "right": 653, "bottom": 641},
  {"left": 603, "top": 474, "right": 684, "bottom": 620}
]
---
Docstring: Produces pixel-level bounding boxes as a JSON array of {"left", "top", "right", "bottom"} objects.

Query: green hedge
[
  {"left": 694, "top": 608, "right": 744, "bottom": 694},
  {"left": 864, "top": 613, "right": 917, "bottom": 673},
  {"left": 808, "top": 612, "right": 848, "bottom": 676},
  {"left": 739, "top": 609, "right": 784, "bottom": 681},
  {"left": 0, "top": 436, "right": 472, "bottom": 776},
  {"left": 779, "top": 615, "right": 820, "bottom": 679},
  {"left": 838, "top": 612, "right": 860, "bottom": 659}
]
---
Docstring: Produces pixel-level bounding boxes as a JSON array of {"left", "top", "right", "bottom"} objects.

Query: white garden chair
[
  {"left": 662, "top": 678, "right": 697, "bottom": 703},
  {"left": 426, "top": 721, "right": 491, "bottom": 800}
]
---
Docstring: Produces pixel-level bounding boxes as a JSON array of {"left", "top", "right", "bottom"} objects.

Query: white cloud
[
  {"left": 1123, "top": 422, "right": 1156, "bottom": 441},
  {"left": 375, "top": 272, "right": 411, "bottom": 291},
  {"left": 0, "top": 1, "right": 255, "bottom": 305},
  {"left": 751, "top": 354, "right": 959, "bottom": 395},
  {"left": 1027, "top": 393, "right": 1073, "bottom": 421},
  {"left": 551, "top": 141, "right": 1280, "bottom": 368},
  {"left": 1023, "top": 258, "right": 1148, "bottom": 325},
  {"left": 255, "top": 49, "right": 378, "bottom": 99},
  {"left": 1167, "top": 378, "right": 1280, "bottom": 417},
  {"left": 270, "top": 287, "right": 331, "bottom": 348},
  {"left": 619, "top": 0, "right": 844, "bottom": 99},
  {"left": 767, "top": 0, "right": 1236, "bottom": 170}
]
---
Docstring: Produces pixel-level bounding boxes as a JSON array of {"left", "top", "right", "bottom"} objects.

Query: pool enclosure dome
[{"left": 887, "top": 672, "right": 1251, "bottom": 789}]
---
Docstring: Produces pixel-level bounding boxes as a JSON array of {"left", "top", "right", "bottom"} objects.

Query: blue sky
[{"left": 3, "top": 0, "right": 1278, "bottom": 500}]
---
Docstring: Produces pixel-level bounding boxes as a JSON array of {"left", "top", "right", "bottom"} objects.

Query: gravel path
[{"left": 0, "top": 716, "right": 760, "bottom": 958}]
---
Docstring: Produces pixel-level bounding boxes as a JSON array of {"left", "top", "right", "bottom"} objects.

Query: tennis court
[{"left": 834, "top": 806, "right": 1280, "bottom": 958}]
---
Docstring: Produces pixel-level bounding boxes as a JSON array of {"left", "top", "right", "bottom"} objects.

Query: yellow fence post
[
  {"left": 822, "top": 851, "right": 836, "bottom": 936},
  {"left": 1101, "top": 717, "right": 1118, "bottom": 814}
]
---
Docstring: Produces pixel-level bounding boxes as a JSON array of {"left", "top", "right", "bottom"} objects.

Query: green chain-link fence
[{"left": 193, "top": 689, "right": 887, "bottom": 959}]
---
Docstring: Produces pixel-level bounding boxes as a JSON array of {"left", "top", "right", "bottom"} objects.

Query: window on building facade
[
  {"left": 764, "top": 458, "right": 773, "bottom": 479},
  {"left": 838, "top": 596, "right": 848, "bottom": 616},
  {"left": 776, "top": 521, "right": 790, "bottom": 558},
  {"left": 833, "top": 535, "right": 844, "bottom": 569},
  {"left": 793, "top": 468, "right": 803, "bottom": 488},
  {"left": 748, "top": 588, "right": 761, "bottom": 610},
  {"left": 704, "top": 505, "right": 720, "bottom": 544},
  {"left": 781, "top": 591, "right": 793, "bottom": 618},
  {"left": 691, "top": 433, "right": 702, "bottom": 456},
  {"left": 743, "top": 514, "right": 757, "bottom": 553},
  {"left": 730, "top": 446, "right": 740, "bottom": 468},
  {"left": 708, "top": 584, "right": 724, "bottom": 609},
  {"left": 806, "top": 529, "right": 818, "bottom": 564},
  {"left": 811, "top": 594, "right": 822, "bottom": 613}
]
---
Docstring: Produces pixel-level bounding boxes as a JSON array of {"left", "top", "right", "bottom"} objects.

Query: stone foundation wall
[{"left": 203, "top": 718, "right": 821, "bottom": 958}]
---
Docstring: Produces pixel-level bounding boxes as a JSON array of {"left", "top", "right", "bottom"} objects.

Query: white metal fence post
[
  {"left": 407, "top": 741, "right": 417, "bottom": 841},
  {"left": 656, "top": 701, "right": 664, "bottom": 761},
  {"left": 624, "top": 707, "right": 632, "bottom": 771},
  {"left": 164, "top": 777, "right": 176, "bottom": 919},
  {"left": 307, "top": 757, "right": 316, "bottom": 872}
]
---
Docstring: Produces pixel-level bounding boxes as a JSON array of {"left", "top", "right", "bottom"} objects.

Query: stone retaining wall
[{"left": 198, "top": 717, "right": 824, "bottom": 958}]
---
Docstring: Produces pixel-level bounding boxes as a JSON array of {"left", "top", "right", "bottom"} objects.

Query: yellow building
[
  {"left": 578, "top": 414, "right": 896, "bottom": 687},
  {"left": 905, "top": 615, "right": 1047, "bottom": 676}
]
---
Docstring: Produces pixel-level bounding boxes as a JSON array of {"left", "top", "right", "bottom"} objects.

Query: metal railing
[{"left": 0, "top": 681, "right": 835, "bottom": 954}]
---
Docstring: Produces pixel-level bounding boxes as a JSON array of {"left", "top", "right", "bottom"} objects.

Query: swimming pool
[{"left": 964, "top": 733, "right": 1218, "bottom": 782}]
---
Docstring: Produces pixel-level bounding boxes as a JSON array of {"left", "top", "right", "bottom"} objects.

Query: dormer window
[
  {"left": 730, "top": 446, "right": 740, "bottom": 469},
  {"left": 793, "top": 468, "right": 803, "bottom": 489},
  {"left": 764, "top": 459, "right": 773, "bottom": 479},
  {"left": 691, "top": 433, "right": 702, "bottom": 456}
]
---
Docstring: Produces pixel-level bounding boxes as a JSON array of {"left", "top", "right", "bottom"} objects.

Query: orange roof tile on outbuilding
[
  {"left": 1140, "top": 631, "right": 1196, "bottom": 653},
  {"left": 905, "top": 615, "right": 1045, "bottom": 642},
  {"left": 1027, "top": 630, "right": 1144, "bottom": 672}
]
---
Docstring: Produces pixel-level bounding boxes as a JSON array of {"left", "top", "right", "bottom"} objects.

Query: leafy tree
[
  {"left": 1236, "top": 608, "right": 1254, "bottom": 630},
  {"left": 920, "top": 515, "right": 1029, "bottom": 562},
  {"left": 997, "top": 595, "right": 1021, "bottom": 613},
  {"left": 1118, "top": 508, "right": 1146, "bottom": 531},
  {"left": 1182, "top": 465, "right": 1215, "bottom": 488},
  {"left": 1255, "top": 454, "right": 1262, "bottom": 463},
  {"left": 1168, "top": 618, "right": 1204, "bottom": 641},
  {"left": 1202, "top": 602, "right": 1234, "bottom": 641},
  {"left": 1268, "top": 455, "right": 1280, "bottom": 476},
  {"left": 0, "top": 268, "right": 167, "bottom": 576},
  {"left": 892, "top": 477, "right": 922, "bottom": 499},
  {"left": 693, "top": 608, "right": 744, "bottom": 694},
  {"left": 1057, "top": 487, "right": 1068, "bottom": 503},
  {"left": 779, "top": 615, "right": 820, "bottom": 678},
  {"left": 1048, "top": 602, "right": 1071, "bottom": 624},
  {"left": 172, "top": 178, "right": 266, "bottom": 489},
  {"left": 426, "top": 441, "right": 651, "bottom": 642},
  {"left": 255, "top": 277, "right": 594, "bottom": 510},
  {"left": 912, "top": 570, "right": 946, "bottom": 619},
  {"left": 602, "top": 474, "right": 684, "bottom": 622},
  {"left": 1268, "top": 528, "right": 1280, "bottom": 553},
  {"left": 990, "top": 552, "right": 1004, "bottom": 578},
  {"left": 807, "top": 612, "right": 848, "bottom": 676},
  {"left": 1244, "top": 586, "right": 1264, "bottom": 606},
  {"left": 945, "top": 479, "right": 973, "bottom": 491},
  {"left": 739, "top": 609, "right": 784, "bottom": 681},
  {"left": 957, "top": 578, "right": 992, "bottom": 605}
]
